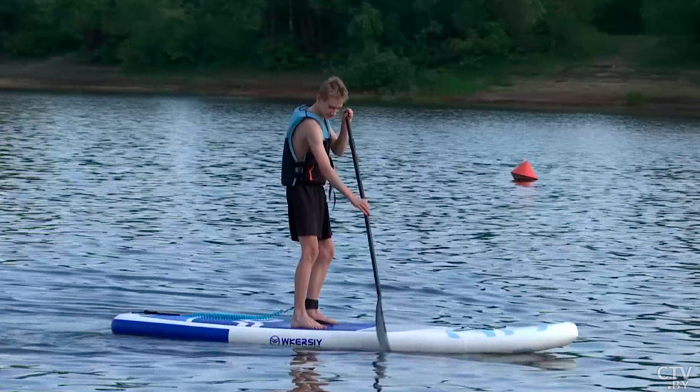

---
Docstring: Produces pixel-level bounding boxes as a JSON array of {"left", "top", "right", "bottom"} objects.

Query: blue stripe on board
[
  {"left": 258, "top": 320, "right": 375, "bottom": 331},
  {"left": 133, "top": 314, "right": 376, "bottom": 331},
  {"left": 482, "top": 330, "right": 497, "bottom": 337},
  {"left": 187, "top": 308, "right": 291, "bottom": 321},
  {"left": 111, "top": 319, "right": 229, "bottom": 342},
  {"left": 145, "top": 314, "right": 190, "bottom": 322}
]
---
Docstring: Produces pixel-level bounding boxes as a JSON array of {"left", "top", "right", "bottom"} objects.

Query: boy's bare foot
[
  {"left": 307, "top": 309, "right": 338, "bottom": 325},
  {"left": 291, "top": 312, "right": 326, "bottom": 329}
]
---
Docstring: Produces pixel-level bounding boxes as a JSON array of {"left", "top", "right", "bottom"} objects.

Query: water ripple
[{"left": 2, "top": 91, "right": 700, "bottom": 391}]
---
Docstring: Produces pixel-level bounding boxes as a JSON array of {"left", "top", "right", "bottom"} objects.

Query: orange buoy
[{"left": 511, "top": 160, "right": 538, "bottom": 182}]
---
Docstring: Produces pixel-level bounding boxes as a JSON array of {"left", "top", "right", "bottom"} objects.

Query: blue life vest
[{"left": 281, "top": 104, "right": 334, "bottom": 187}]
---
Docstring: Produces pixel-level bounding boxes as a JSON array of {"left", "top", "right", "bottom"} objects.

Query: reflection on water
[
  {"left": 281, "top": 350, "right": 577, "bottom": 392},
  {"left": 288, "top": 351, "right": 331, "bottom": 392},
  {"left": 1, "top": 91, "right": 700, "bottom": 391},
  {"left": 457, "top": 353, "right": 577, "bottom": 371},
  {"left": 372, "top": 352, "right": 388, "bottom": 392}
]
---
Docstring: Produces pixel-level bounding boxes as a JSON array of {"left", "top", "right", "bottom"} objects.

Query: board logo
[{"left": 268, "top": 335, "right": 322, "bottom": 347}]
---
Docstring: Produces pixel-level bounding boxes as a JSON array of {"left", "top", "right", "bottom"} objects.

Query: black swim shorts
[{"left": 286, "top": 184, "right": 332, "bottom": 242}]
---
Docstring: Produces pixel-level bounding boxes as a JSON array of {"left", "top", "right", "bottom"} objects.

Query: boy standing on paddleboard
[{"left": 281, "top": 76, "right": 370, "bottom": 329}]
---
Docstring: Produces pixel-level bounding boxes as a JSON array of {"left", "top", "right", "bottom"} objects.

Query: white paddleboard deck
[{"left": 112, "top": 311, "right": 578, "bottom": 354}]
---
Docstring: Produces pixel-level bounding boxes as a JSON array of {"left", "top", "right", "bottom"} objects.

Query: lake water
[{"left": 1, "top": 91, "right": 699, "bottom": 391}]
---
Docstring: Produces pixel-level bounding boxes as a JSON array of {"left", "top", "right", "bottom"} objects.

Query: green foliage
[
  {"left": 488, "top": 0, "right": 545, "bottom": 50},
  {"left": 626, "top": 90, "right": 645, "bottom": 106},
  {"left": 257, "top": 36, "right": 313, "bottom": 70},
  {"left": 533, "top": 0, "right": 613, "bottom": 57},
  {"left": 347, "top": 1, "right": 384, "bottom": 52},
  {"left": 593, "top": 0, "right": 645, "bottom": 34},
  {"left": 188, "top": 0, "right": 266, "bottom": 65},
  {"left": 449, "top": 22, "right": 512, "bottom": 64},
  {"left": 642, "top": 0, "right": 699, "bottom": 37},
  {"left": 338, "top": 47, "right": 415, "bottom": 93},
  {"left": 415, "top": 70, "right": 481, "bottom": 96},
  {"left": 115, "top": 0, "right": 195, "bottom": 68},
  {"left": 637, "top": 0, "right": 700, "bottom": 64},
  {"left": 2, "top": 0, "right": 700, "bottom": 90}
]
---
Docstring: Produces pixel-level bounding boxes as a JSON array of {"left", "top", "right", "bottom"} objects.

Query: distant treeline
[{"left": 1, "top": 0, "right": 699, "bottom": 90}]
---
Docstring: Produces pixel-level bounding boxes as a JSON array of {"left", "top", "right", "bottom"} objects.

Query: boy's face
[{"left": 317, "top": 95, "right": 345, "bottom": 119}]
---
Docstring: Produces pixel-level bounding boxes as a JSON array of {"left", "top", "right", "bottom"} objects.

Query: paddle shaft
[{"left": 345, "top": 117, "right": 390, "bottom": 352}]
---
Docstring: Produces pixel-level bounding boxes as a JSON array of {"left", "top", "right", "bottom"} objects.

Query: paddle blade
[{"left": 376, "top": 300, "right": 390, "bottom": 352}]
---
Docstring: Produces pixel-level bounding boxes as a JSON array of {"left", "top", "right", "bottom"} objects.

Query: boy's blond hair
[{"left": 319, "top": 76, "right": 348, "bottom": 101}]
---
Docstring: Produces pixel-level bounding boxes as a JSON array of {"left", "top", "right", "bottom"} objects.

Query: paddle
[{"left": 345, "top": 116, "right": 391, "bottom": 353}]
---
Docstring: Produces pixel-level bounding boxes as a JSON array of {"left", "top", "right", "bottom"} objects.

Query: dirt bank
[{"left": 1, "top": 56, "right": 699, "bottom": 118}]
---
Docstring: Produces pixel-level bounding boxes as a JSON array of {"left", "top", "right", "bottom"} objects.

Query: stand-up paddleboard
[
  {"left": 111, "top": 310, "right": 578, "bottom": 354},
  {"left": 111, "top": 121, "right": 579, "bottom": 355}
]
